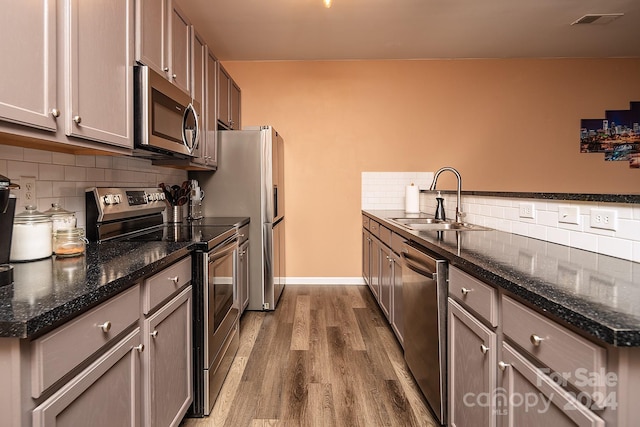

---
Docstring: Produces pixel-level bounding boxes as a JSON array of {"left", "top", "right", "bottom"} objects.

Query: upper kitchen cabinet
[
  {"left": 135, "top": 0, "right": 191, "bottom": 95},
  {"left": 0, "top": 0, "right": 58, "bottom": 133},
  {"left": 217, "top": 64, "right": 241, "bottom": 130},
  {"left": 0, "top": 0, "right": 134, "bottom": 152},
  {"left": 190, "top": 29, "right": 207, "bottom": 165},
  {"left": 64, "top": 0, "right": 134, "bottom": 148}
]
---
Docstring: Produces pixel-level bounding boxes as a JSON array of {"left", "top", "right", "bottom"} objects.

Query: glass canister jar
[
  {"left": 10, "top": 206, "right": 53, "bottom": 262},
  {"left": 44, "top": 203, "right": 77, "bottom": 232},
  {"left": 53, "top": 228, "right": 86, "bottom": 257}
]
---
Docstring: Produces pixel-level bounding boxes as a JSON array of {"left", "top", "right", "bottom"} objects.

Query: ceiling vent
[{"left": 571, "top": 13, "right": 624, "bottom": 25}]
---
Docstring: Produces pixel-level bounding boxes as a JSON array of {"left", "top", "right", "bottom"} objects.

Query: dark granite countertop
[
  {"left": 0, "top": 217, "right": 248, "bottom": 339},
  {"left": 364, "top": 210, "right": 640, "bottom": 347}
]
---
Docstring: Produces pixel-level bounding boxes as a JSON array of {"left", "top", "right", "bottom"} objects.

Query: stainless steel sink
[{"left": 388, "top": 218, "right": 492, "bottom": 232}]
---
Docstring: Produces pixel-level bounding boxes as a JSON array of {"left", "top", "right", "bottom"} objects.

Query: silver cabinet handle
[
  {"left": 480, "top": 344, "right": 489, "bottom": 355},
  {"left": 50, "top": 108, "right": 60, "bottom": 118},
  {"left": 168, "top": 276, "right": 179, "bottom": 285},
  {"left": 461, "top": 287, "right": 471, "bottom": 295},
  {"left": 134, "top": 344, "right": 144, "bottom": 353},
  {"left": 530, "top": 334, "right": 544, "bottom": 346},
  {"left": 73, "top": 115, "right": 81, "bottom": 124},
  {"left": 98, "top": 321, "right": 111, "bottom": 333},
  {"left": 150, "top": 330, "right": 158, "bottom": 339},
  {"left": 498, "top": 361, "right": 510, "bottom": 371}
]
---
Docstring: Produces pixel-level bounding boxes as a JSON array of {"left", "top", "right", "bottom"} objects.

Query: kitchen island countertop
[{"left": 364, "top": 209, "right": 640, "bottom": 347}]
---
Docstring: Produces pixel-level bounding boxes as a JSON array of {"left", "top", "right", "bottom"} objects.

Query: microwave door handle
[{"left": 182, "top": 103, "right": 198, "bottom": 154}]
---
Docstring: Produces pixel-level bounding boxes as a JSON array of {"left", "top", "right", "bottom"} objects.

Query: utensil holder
[{"left": 167, "top": 205, "right": 184, "bottom": 223}]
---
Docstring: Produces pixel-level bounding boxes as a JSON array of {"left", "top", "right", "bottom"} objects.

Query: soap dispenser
[{"left": 435, "top": 191, "right": 446, "bottom": 221}]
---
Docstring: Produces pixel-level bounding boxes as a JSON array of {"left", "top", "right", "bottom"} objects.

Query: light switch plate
[{"left": 558, "top": 206, "right": 580, "bottom": 225}]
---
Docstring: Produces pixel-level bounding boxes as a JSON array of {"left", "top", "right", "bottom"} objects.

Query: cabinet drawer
[
  {"left": 448, "top": 267, "right": 498, "bottom": 327},
  {"left": 369, "top": 220, "right": 380, "bottom": 237},
  {"left": 502, "top": 295, "right": 607, "bottom": 402},
  {"left": 390, "top": 232, "right": 406, "bottom": 255},
  {"left": 142, "top": 256, "right": 191, "bottom": 315},
  {"left": 31, "top": 284, "right": 140, "bottom": 398},
  {"left": 362, "top": 215, "right": 370, "bottom": 230},
  {"left": 378, "top": 225, "right": 392, "bottom": 247}
]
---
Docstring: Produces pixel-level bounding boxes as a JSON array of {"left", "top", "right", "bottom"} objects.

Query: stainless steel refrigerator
[{"left": 197, "top": 126, "right": 285, "bottom": 310}]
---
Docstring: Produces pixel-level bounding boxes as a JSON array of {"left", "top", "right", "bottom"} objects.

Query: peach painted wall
[{"left": 221, "top": 59, "right": 640, "bottom": 278}]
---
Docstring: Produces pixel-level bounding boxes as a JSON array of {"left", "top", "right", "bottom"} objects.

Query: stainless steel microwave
[{"left": 134, "top": 65, "right": 199, "bottom": 158}]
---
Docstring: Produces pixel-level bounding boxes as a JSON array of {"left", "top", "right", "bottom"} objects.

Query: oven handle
[{"left": 208, "top": 235, "right": 238, "bottom": 262}]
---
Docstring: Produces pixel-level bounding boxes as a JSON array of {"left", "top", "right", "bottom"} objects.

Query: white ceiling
[{"left": 176, "top": 0, "right": 640, "bottom": 61}]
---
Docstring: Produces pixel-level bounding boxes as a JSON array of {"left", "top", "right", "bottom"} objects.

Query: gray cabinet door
[
  {"left": 204, "top": 49, "right": 218, "bottom": 167},
  {"left": 0, "top": 0, "right": 58, "bottom": 132},
  {"left": 499, "top": 343, "right": 605, "bottom": 427},
  {"left": 135, "top": 0, "right": 167, "bottom": 76},
  {"left": 191, "top": 30, "right": 207, "bottom": 165},
  {"left": 239, "top": 240, "right": 250, "bottom": 314},
  {"left": 391, "top": 251, "right": 403, "bottom": 346},
  {"left": 64, "top": 0, "right": 134, "bottom": 148},
  {"left": 362, "top": 229, "right": 371, "bottom": 286},
  {"left": 448, "top": 298, "right": 497, "bottom": 427},
  {"left": 32, "top": 329, "right": 142, "bottom": 427},
  {"left": 169, "top": 3, "right": 190, "bottom": 94},
  {"left": 230, "top": 80, "right": 241, "bottom": 129},
  {"left": 217, "top": 65, "right": 230, "bottom": 127},
  {"left": 142, "top": 287, "right": 193, "bottom": 427},
  {"left": 379, "top": 245, "right": 392, "bottom": 319},
  {"left": 369, "top": 237, "right": 381, "bottom": 299}
]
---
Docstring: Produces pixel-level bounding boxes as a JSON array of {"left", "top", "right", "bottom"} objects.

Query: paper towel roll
[{"left": 405, "top": 184, "right": 420, "bottom": 213}]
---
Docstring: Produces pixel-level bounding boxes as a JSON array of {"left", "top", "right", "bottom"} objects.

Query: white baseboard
[{"left": 283, "top": 277, "right": 366, "bottom": 286}]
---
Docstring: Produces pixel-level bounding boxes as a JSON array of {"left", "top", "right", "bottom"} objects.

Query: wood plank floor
[{"left": 181, "top": 285, "right": 437, "bottom": 427}]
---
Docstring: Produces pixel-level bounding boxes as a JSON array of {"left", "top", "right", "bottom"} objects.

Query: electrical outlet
[
  {"left": 590, "top": 208, "right": 617, "bottom": 231},
  {"left": 558, "top": 206, "right": 580, "bottom": 225},
  {"left": 519, "top": 202, "right": 535, "bottom": 219},
  {"left": 20, "top": 176, "right": 37, "bottom": 206}
]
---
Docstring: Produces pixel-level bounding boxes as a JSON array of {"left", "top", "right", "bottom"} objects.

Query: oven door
[{"left": 205, "top": 236, "right": 238, "bottom": 370}]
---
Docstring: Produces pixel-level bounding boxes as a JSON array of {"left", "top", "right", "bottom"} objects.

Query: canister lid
[
  {"left": 44, "top": 203, "right": 75, "bottom": 218},
  {"left": 53, "top": 228, "right": 85, "bottom": 237},
  {"left": 14, "top": 206, "right": 52, "bottom": 224}
]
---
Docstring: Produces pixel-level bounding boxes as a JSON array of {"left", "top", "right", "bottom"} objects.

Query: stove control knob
[
  {"left": 159, "top": 193, "right": 165, "bottom": 201},
  {"left": 152, "top": 193, "right": 159, "bottom": 201},
  {"left": 113, "top": 194, "right": 122, "bottom": 204},
  {"left": 103, "top": 194, "right": 114, "bottom": 205}
]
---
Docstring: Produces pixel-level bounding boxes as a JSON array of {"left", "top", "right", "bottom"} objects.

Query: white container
[{"left": 10, "top": 206, "right": 53, "bottom": 262}]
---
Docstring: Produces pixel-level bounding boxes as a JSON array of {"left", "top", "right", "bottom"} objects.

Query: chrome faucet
[{"left": 430, "top": 167, "right": 464, "bottom": 224}]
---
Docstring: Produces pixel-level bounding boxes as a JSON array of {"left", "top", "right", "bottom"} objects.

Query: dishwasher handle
[{"left": 403, "top": 251, "right": 438, "bottom": 280}]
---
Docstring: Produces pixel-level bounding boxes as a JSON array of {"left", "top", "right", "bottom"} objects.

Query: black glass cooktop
[{"left": 120, "top": 224, "right": 236, "bottom": 249}]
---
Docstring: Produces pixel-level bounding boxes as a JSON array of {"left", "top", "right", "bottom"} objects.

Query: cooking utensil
[{"left": 176, "top": 196, "right": 188, "bottom": 206}]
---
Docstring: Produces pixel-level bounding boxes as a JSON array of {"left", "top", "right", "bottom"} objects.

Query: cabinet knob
[
  {"left": 172, "top": 74, "right": 177, "bottom": 79},
  {"left": 73, "top": 115, "right": 81, "bottom": 124},
  {"left": 530, "top": 334, "right": 544, "bottom": 347},
  {"left": 98, "top": 321, "right": 111, "bottom": 333},
  {"left": 50, "top": 108, "right": 60, "bottom": 118},
  {"left": 461, "top": 287, "right": 471, "bottom": 295},
  {"left": 134, "top": 344, "right": 144, "bottom": 353},
  {"left": 163, "top": 67, "right": 169, "bottom": 72},
  {"left": 150, "top": 330, "right": 159, "bottom": 339},
  {"left": 480, "top": 344, "right": 490, "bottom": 355},
  {"left": 168, "top": 276, "right": 179, "bottom": 285},
  {"left": 498, "top": 361, "right": 510, "bottom": 371}
]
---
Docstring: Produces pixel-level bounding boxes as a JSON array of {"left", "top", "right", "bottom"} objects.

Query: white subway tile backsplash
[{"left": 1, "top": 147, "right": 188, "bottom": 231}]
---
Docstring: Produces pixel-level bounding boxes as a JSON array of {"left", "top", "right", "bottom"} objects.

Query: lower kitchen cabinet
[
  {"left": 498, "top": 343, "right": 605, "bottom": 427},
  {"left": 142, "top": 286, "right": 192, "bottom": 427},
  {"left": 448, "top": 298, "right": 497, "bottom": 427},
  {"left": 32, "top": 328, "right": 142, "bottom": 427},
  {"left": 379, "top": 245, "right": 392, "bottom": 319},
  {"left": 369, "top": 236, "right": 381, "bottom": 300},
  {"left": 237, "top": 228, "right": 250, "bottom": 315},
  {"left": 362, "top": 228, "right": 371, "bottom": 286}
]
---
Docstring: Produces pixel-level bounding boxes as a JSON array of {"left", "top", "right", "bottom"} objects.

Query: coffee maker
[{"left": 1, "top": 174, "right": 19, "bottom": 287}]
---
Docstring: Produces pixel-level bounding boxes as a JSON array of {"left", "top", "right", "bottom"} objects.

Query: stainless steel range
[{"left": 85, "top": 187, "right": 240, "bottom": 417}]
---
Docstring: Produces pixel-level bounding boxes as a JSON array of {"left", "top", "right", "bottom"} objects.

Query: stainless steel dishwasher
[{"left": 402, "top": 242, "right": 448, "bottom": 426}]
